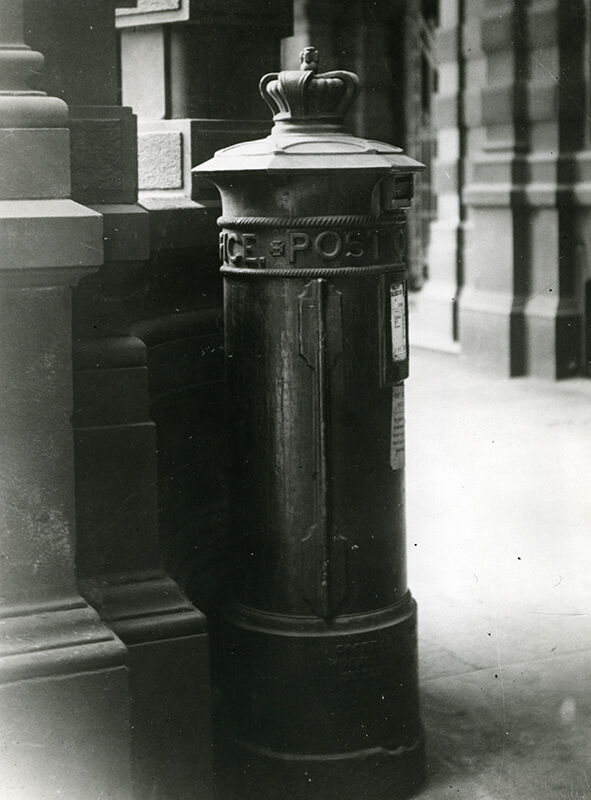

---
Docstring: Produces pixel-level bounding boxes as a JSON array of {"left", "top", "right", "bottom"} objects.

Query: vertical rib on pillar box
[
  {"left": 194, "top": 48, "right": 425, "bottom": 800},
  {"left": 0, "top": 2, "right": 133, "bottom": 797}
]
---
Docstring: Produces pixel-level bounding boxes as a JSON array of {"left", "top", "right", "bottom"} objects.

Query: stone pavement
[{"left": 405, "top": 347, "right": 591, "bottom": 800}]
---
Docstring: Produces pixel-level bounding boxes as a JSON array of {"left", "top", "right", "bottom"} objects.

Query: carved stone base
[
  {"left": 79, "top": 575, "right": 214, "bottom": 800},
  {"left": 525, "top": 295, "right": 582, "bottom": 380},
  {"left": 126, "top": 632, "right": 214, "bottom": 800},
  {"left": 458, "top": 286, "right": 519, "bottom": 375},
  {"left": 409, "top": 279, "right": 460, "bottom": 354},
  {"left": 73, "top": 329, "right": 215, "bottom": 799},
  {"left": 0, "top": 604, "right": 132, "bottom": 800}
]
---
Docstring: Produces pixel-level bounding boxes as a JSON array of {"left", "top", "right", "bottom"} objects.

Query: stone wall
[{"left": 422, "top": 0, "right": 591, "bottom": 378}]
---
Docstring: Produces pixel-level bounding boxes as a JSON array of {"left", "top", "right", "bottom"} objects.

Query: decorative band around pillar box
[{"left": 194, "top": 47, "right": 426, "bottom": 800}]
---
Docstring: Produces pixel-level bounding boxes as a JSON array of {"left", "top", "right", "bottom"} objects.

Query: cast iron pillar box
[{"left": 194, "top": 47, "right": 426, "bottom": 800}]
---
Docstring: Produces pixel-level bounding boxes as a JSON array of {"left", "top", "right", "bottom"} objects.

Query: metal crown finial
[
  {"left": 300, "top": 47, "right": 319, "bottom": 72},
  {"left": 259, "top": 47, "right": 359, "bottom": 129}
]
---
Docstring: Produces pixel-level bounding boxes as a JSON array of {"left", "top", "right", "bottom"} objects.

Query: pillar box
[{"left": 194, "top": 48, "right": 425, "bottom": 800}]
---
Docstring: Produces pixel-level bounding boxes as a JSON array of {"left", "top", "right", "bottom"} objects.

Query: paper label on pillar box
[
  {"left": 391, "top": 385, "right": 405, "bottom": 471},
  {"left": 390, "top": 283, "right": 407, "bottom": 361}
]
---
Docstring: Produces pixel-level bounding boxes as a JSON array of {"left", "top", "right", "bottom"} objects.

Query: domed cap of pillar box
[{"left": 193, "top": 48, "right": 425, "bottom": 176}]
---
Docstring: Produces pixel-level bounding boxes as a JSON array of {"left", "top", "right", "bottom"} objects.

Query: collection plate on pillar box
[{"left": 194, "top": 46, "right": 426, "bottom": 800}]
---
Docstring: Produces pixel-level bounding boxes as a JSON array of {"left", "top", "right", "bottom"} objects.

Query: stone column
[
  {"left": 117, "top": 0, "right": 292, "bottom": 205},
  {"left": 402, "top": 1, "right": 438, "bottom": 292},
  {"left": 281, "top": 0, "right": 342, "bottom": 73},
  {"left": 0, "top": 2, "right": 133, "bottom": 798},
  {"left": 115, "top": 0, "right": 293, "bottom": 617},
  {"left": 460, "top": 0, "right": 532, "bottom": 374},
  {"left": 462, "top": 0, "right": 587, "bottom": 377},
  {"left": 23, "top": 1, "right": 215, "bottom": 797},
  {"left": 284, "top": 1, "right": 434, "bottom": 288},
  {"left": 413, "top": 0, "right": 468, "bottom": 351},
  {"left": 520, "top": 0, "right": 586, "bottom": 378},
  {"left": 283, "top": 1, "right": 404, "bottom": 144},
  {"left": 285, "top": 1, "right": 439, "bottom": 298}
]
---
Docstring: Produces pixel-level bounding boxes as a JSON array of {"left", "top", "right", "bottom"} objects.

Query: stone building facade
[
  {"left": 0, "top": 1, "right": 588, "bottom": 798},
  {"left": 416, "top": 0, "right": 591, "bottom": 379}
]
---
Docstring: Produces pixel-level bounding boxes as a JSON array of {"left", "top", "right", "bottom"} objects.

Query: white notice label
[
  {"left": 390, "top": 283, "right": 407, "bottom": 362},
  {"left": 390, "top": 385, "right": 405, "bottom": 471}
]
